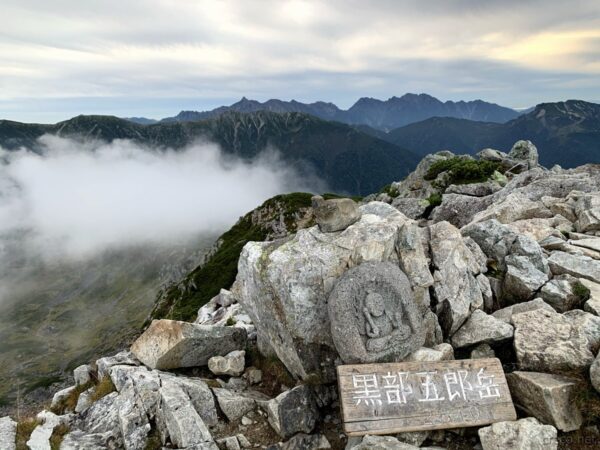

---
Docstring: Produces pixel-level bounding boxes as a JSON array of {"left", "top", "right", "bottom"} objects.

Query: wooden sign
[{"left": 337, "top": 358, "right": 516, "bottom": 435}]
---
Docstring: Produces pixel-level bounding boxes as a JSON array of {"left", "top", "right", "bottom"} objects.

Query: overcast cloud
[{"left": 1, "top": 0, "right": 600, "bottom": 122}]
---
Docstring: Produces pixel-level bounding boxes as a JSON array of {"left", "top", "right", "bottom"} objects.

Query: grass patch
[
  {"left": 89, "top": 377, "right": 116, "bottom": 403},
  {"left": 322, "top": 192, "right": 363, "bottom": 202},
  {"left": 426, "top": 193, "right": 442, "bottom": 207},
  {"left": 50, "top": 381, "right": 93, "bottom": 415},
  {"left": 424, "top": 157, "right": 502, "bottom": 185},
  {"left": 16, "top": 417, "right": 39, "bottom": 450},
  {"left": 225, "top": 317, "right": 236, "bottom": 326},
  {"left": 377, "top": 183, "right": 399, "bottom": 198},
  {"left": 50, "top": 423, "right": 70, "bottom": 450}
]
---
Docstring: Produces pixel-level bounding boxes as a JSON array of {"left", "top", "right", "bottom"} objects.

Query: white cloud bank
[{"left": 0, "top": 135, "right": 312, "bottom": 259}]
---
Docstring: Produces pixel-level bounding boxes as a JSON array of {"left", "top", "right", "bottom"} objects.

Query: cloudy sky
[{"left": 2, "top": 0, "right": 599, "bottom": 123}]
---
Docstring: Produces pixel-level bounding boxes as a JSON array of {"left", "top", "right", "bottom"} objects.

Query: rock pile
[{"left": 5, "top": 140, "right": 600, "bottom": 449}]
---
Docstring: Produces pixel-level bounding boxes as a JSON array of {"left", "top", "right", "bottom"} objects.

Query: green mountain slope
[{"left": 0, "top": 111, "right": 419, "bottom": 196}]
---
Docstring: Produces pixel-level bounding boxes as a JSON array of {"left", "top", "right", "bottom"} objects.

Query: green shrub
[
  {"left": 377, "top": 184, "right": 399, "bottom": 198},
  {"left": 424, "top": 157, "right": 502, "bottom": 185},
  {"left": 426, "top": 193, "right": 442, "bottom": 207}
]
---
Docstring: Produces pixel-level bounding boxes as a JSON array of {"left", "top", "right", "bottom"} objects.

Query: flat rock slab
[
  {"left": 512, "top": 308, "right": 594, "bottom": 373},
  {"left": 507, "top": 371, "right": 582, "bottom": 432},
  {"left": 478, "top": 417, "right": 557, "bottom": 450},
  {"left": 451, "top": 310, "right": 514, "bottom": 349},
  {"left": 337, "top": 358, "right": 516, "bottom": 436},
  {"left": 131, "top": 320, "right": 247, "bottom": 369},
  {"left": 0, "top": 417, "right": 16, "bottom": 450},
  {"left": 548, "top": 251, "right": 600, "bottom": 283}
]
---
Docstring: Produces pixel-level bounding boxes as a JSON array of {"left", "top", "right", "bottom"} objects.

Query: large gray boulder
[
  {"left": 492, "top": 298, "right": 554, "bottom": 324},
  {"left": 213, "top": 388, "right": 268, "bottom": 422},
  {"left": 96, "top": 351, "right": 139, "bottom": 379},
  {"left": 581, "top": 278, "right": 600, "bottom": 315},
  {"left": 508, "top": 140, "right": 539, "bottom": 170},
  {"left": 548, "top": 251, "right": 600, "bottom": 283},
  {"left": 512, "top": 308, "right": 595, "bottom": 372},
  {"left": 391, "top": 197, "right": 428, "bottom": 219},
  {"left": 591, "top": 353, "right": 600, "bottom": 393},
  {"left": 431, "top": 193, "right": 492, "bottom": 227},
  {"left": 311, "top": 195, "right": 361, "bottom": 233},
  {"left": 131, "top": 320, "right": 247, "bottom": 370},
  {"left": 506, "top": 371, "right": 582, "bottom": 432},
  {"left": 478, "top": 417, "right": 557, "bottom": 450},
  {"left": 469, "top": 192, "right": 552, "bottom": 226},
  {"left": 461, "top": 219, "right": 518, "bottom": 269},
  {"left": 564, "top": 309, "right": 600, "bottom": 353},
  {"left": 234, "top": 204, "right": 413, "bottom": 380},
  {"left": 262, "top": 385, "right": 318, "bottom": 439},
  {"left": 429, "top": 221, "right": 486, "bottom": 335},
  {"left": 451, "top": 310, "right": 513, "bottom": 349},
  {"left": 0, "top": 417, "right": 16, "bottom": 450},
  {"left": 539, "top": 275, "right": 583, "bottom": 312},
  {"left": 574, "top": 193, "right": 600, "bottom": 233}
]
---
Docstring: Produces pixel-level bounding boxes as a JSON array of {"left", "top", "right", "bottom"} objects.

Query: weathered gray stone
[
  {"left": 477, "top": 273, "right": 494, "bottom": 311},
  {"left": 478, "top": 148, "right": 508, "bottom": 162},
  {"left": 244, "top": 367, "right": 262, "bottom": 385},
  {"left": 213, "top": 388, "right": 268, "bottom": 422},
  {"left": 27, "top": 411, "right": 63, "bottom": 450},
  {"left": 268, "top": 433, "right": 331, "bottom": 450},
  {"left": 391, "top": 197, "right": 428, "bottom": 219},
  {"left": 311, "top": 195, "right": 361, "bottom": 232},
  {"left": 574, "top": 194, "right": 600, "bottom": 233},
  {"left": 0, "top": 416, "right": 16, "bottom": 450},
  {"left": 60, "top": 431, "right": 112, "bottom": 450},
  {"left": 478, "top": 417, "right": 557, "bottom": 450},
  {"left": 159, "top": 379, "right": 214, "bottom": 448},
  {"left": 470, "top": 192, "right": 552, "bottom": 225},
  {"left": 348, "top": 435, "right": 421, "bottom": 449},
  {"left": 492, "top": 298, "right": 554, "bottom": 324},
  {"left": 507, "top": 217, "right": 571, "bottom": 242},
  {"left": 564, "top": 309, "right": 600, "bottom": 353},
  {"left": 328, "top": 261, "right": 425, "bottom": 364},
  {"left": 51, "top": 385, "right": 76, "bottom": 411},
  {"left": 73, "top": 364, "right": 93, "bottom": 386},
  {"left": 503, "top": 235, "right": 549, "bottom": 301},
  {"left": 234, "top": 208, "right": 408, "bottom": 381},
  {"left": 429, "top": 221, "right": 485, "bottom": 335},
  {"left": 208, "top": 350, "right": 245, "bottom": 377},
  {"left": 512, "top": 308, "right": 595, "bottom": 372},
  {"left": 508, "top": 140, "right": 539, "bottom": 169},
  {"left": 96, "top": 351, "right": 140, "bottom": 379},
  {"left": 131, "top": 320, "right": 247, "bottom": 370},
  {"left": 591, "top": 354, "right": 600, "bottom": 393},
  {"left": 548, "top": 251, "right": 600, "bottom": 283},
  {"left": 75, "top": 387, "right": 94, "bottom": 413},
  {"left": 431, "top": 193, "right": 492, "bottom": 228},
  {"left": 581, "top": 278, "right": 600, "bottom": 315},
  {"left": 461, "top": 220, "right": 517, "bottom": 269},
  {"left": 263, "top": 385, "right": 318, "bottom": 439},
  {"left": 539, "top": 275, "right": 582, "bottom": 312},
  {"left": 470, "top": 343, "right": 495, "bottom": 359},
  {"left": 217, "top": 436, "right": 241, "bottom": 450},
  {"left": 406, "top": 343, "right": 454, "bottom": 362},
  {"left": 451, "top": 310, "right": 513, "bottom": 349},
  {"left": 507, "top": 371, "right": 582, "bottom": 432},
  {"left": 392, "top": 151, "right": 455, "bottom": 200},
  {"left": 446, "top": 181, "right": 502, "bottom": 197}
]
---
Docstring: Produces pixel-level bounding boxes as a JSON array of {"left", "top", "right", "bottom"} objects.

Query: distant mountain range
[
  {"left": 151, "top": 93, "right": 520, "bottom": 130},
  {"left": 0, "top": 111, "right": 419, "bottom": 196},
  {"left": 386, "top": 100, "right": 600, "bottom": 168},
  {"left": 2, "top": 99, "right": 598, "bottom": 195}
]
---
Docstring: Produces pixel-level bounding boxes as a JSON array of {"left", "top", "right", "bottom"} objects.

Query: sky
[{"left": 1, "top": 0, "right": 600, "bottom": 123}]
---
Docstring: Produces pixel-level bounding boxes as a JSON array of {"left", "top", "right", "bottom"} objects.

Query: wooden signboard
[{"left": 337, "top": 358, "right": 516, "bottom": 436}]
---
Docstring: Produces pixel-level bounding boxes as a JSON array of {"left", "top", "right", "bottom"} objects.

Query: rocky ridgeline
[{"left": 4, "top": 140, "right": 600, "bottom": 449}]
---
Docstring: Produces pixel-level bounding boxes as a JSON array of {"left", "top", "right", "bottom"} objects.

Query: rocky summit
[{"left": 5, "top": 139, "right": 600, "bottom": 449}]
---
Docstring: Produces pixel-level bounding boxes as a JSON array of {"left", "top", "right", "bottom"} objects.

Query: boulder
[
  {"left": 51, "top": 385, "right": 76, "bottom": 411},
  {"left": 469, "top": 192, "right": 552, "bottom": 225},
  {"left": 451, "top": 310, "right": 513, "bottom": 349},
  {"left": 96, "top": 351, "right": 140, "bottom": 379},
  {"left": 548, "top": 251, "right": 600, "bottom": 283},
  {"left": 492, "top": 298, "right": 554, "bottom": 324},
  {"left": 348, "top": 435, "right": 421, "bottom": 449},
  {"left": 213, "top": 388, "right": 268, "bottom": 422},
  {"left": 406, "top": 344, "right": 454, "bottom": 362},
  {"left": 539, "top": 275, "right": 582, "bottom": 312},
  {"left": 60, "top": 431, "right": 110, "bottom": 450},
  {"left": 268, "top": 433, "right": 331, "bottom": 450},
  {"left": 507, "top": 217, "right": 571, "bottom": 242},
  {"left": 391, "top": 197, "right": 428, "bottom": 219},
  {"left": 445, "top": 180, "right": 501, "bottom": 197},
  {"left": 131, "top": 320, "right": 247, "bottom": 370},
  {"left": 27, "top": 411, "right": 63, "bottom": 450},
  {"left": 591, "top": 354, "right": 600, "bottom": 393},
  {"left": 580, "top": 278, "right": 600, "bottom": 315},
  {"left": 75, "top": 387, "right": 94, "bottom": 413},
  {"left": 0, "top": 417, "right": 16, "bottom": 450},
  {"left": 159, "top": 379, "right": 216, "bottom": 449},
  {"left": 508, "top": 140, "right": 539, "bottom": 170},
  {"left": 218, "top": 436, "right": 241, "bottom": 450},
  {"left": 263, "top": 385, "right": 318, "bottom": 439},
  {"left": 234, "top": 203, "right": 410, "bottom": 380},
  {"left": 392, "top": 151, "right": 455, "bottom": 200},
  {"left": 429, "top": 221, "right": 485, "bottom": 335},
  {"left": 431, "top": 193, "right": 492, "bottom": 228},
  {"left": 478, "top": 417, "right": 557, "bottom": 450},
  {"left": 512, "top": 308, "right": 595, "bottom": 373},
  {"left": 311, "top": 195, "right": 361, "bottom": 232},
  {"left": 564, "top": 309, "right": 600, "bottom": 353},
  {"left": 574, "top": 194, "right": 600, "bottom": 233},
  {"left": 208, "top": 350, "right": 246, "bottom": 377},
  {"left": 73, "top": 364, "right": 93, "bottom": 386},
  {"left": 461, "top": 220, "right": 517, "bottom": 269},
  {"left": 507, "top": 371, "right": 582, "bottom": 432},
  {"left": 503, "top": 235, "right": 549, "bottom": 302}
]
